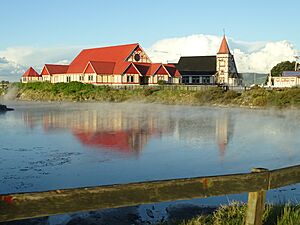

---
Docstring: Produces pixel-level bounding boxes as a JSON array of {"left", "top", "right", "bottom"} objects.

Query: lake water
[{"left": 1, "top": 102, "right": 300, "bottom": 214}]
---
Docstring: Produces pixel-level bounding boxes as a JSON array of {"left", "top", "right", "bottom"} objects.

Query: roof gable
[
  {"left": 123, "top": 63, "right": 141, "bottom": 75},
  {"left": 134, "top": 63, "right": 151, "bottom": 76},
  {"left": 83, "top": 63, "right": 96, "bottom": 74},
  {"left": 155, "top": 65, "right": 169, "bottom": 75},
  {"left": 23, "top": 67, "right": 41, "bottom": 77},
  {"left": 67, "top": 43, "right": 139, "bottom": 74},
  {"left": 41, "top": 66, "right": 50, "bottom": 76}
]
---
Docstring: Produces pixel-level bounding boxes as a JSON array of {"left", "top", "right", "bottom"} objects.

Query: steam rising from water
[{"left": 3, "top": 86, "right": 18, "bottom": 101}]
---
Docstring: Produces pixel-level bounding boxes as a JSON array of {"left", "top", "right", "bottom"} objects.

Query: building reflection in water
[
  {"left": 215, "top": 113, "right": 233, "bottom": 160},
  {"left": 175, "top": 111, "right": 233, "bottom": 160},
  {"left": 22, "top": 107, "right": 234, "bottom": 158}
]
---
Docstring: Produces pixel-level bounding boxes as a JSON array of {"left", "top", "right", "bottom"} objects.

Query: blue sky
[
  {"left": 0, "top": 0, "right": 299, "bottom": 80},
  {"left": 1, "top": 0, "right": 299, "bottom": 49}
]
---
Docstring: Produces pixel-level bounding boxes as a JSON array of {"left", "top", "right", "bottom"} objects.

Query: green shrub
[
  {"left": 195, "top": 87, "right": 225, "bottom": 103},
  {"left": 143, "top": 87, "right": 160, "bottom": 96}
]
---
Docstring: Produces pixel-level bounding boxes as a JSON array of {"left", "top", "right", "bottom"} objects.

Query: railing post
[{"left": 245, "top": 168, "right": 269, "bottom": 225}]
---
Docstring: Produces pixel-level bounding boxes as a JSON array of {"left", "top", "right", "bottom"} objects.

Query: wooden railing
[{"left": 0, "top": 164, "right": 300, "bottom": 225}]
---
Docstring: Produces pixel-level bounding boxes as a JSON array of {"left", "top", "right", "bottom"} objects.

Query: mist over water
[{"left": 0, "top": 102, "right": 300, "bottom": 204}]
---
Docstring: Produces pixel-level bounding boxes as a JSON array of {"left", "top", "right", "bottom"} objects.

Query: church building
[{"left": 175, "top": 36, "right": 242, "bottom": 86}]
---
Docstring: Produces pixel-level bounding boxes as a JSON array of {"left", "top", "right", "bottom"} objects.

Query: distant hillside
[{"left": 240, "top": 73, "right": 268, "bottom": 86}]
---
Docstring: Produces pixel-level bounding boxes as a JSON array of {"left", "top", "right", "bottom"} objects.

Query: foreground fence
[{"left": 0, "top": 164, "right": 300, "bottom": 225}]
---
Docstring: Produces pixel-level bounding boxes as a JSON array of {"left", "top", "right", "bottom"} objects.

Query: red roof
[
  {"left": 113, "top": 61, "right": 131, "bottom": 75},
  {"left": 83, "top": 61, "right": 116, "bottom": 74},
  {"left": 218, "top": 36, "right": 230, "bottom": 54},
  {"left": 22, "top": 67, "right": 41, "bottom": 77},
  {"left": 67, "top": 43, "right": 139, "bottom": 74},
  {"left": 41, "top": 64, "right": 69, "bottom": 75},
  {"left": 34, "top": 43, "right": 181, "bottom": 78}
]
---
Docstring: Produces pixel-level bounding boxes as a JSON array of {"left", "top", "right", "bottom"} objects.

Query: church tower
[{"left": 216, "top": 36, "right": 240, "bottom": 85}]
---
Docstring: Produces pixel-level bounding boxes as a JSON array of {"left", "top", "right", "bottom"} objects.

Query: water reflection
[
  {"left": 2, "top": 103, "right": 300, "bottom": 198},
  {"left": 22, "top": 106, "right": 233, "bottom": 158}
]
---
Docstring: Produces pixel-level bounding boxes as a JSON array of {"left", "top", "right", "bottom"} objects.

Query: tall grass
[
  {"left": 16, "top": 82, "right": 300, "bottom": 108},
  {"left": 158, "top": 203, "right": 300, "bottom": 225}
]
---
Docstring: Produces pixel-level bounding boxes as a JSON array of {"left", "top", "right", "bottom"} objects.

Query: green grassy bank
[
  {"left": 13, "top": 82, "right": 300, "bottom": 108},
  {"left": 158, "top": 202, "right": 300, "bottom": 225}
]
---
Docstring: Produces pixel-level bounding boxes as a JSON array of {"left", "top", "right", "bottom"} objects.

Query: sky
[{"left": 0, "top": 0, "right": 299, "bottom": 81}]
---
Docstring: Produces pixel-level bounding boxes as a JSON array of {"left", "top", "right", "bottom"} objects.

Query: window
[
  {"left": 127, "top": 75, "right": 134, "bottom": 83},
  {"left": 182, "top": 77, "right": 189, "bottom": 84},
  {"left": 88, "top": 75, "right": 93, "bottom": 81},
  {"left": 203, "top": 76, "right": 211, "bottom": 84},
  {"left": 23, "top": 77, "right": 26, "bottom": 82},
  {"left": 158, "top": 76, "right": 164, "bottom": 81},
  {"left": 66, "top": 76, "right": 71, "bottom": 83},
  {"left": 192, "top": 76, "right": 200, "bottom": 84},
  {"left": 79, "top": 76, "right": 84, "bottom": 81}
]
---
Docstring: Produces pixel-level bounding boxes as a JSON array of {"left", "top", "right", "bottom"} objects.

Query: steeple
[{"left": 218, "top": 36, "right": 230, "bottom": 54}]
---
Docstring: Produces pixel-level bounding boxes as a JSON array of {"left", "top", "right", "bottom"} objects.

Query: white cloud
[
  {"left": 0, "top": 46, "right": 82, "bottom": 81},
  {"left": 147, "top": 34, "right": 298, "bottom": 74}
]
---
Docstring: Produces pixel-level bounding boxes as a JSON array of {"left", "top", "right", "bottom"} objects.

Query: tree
[{"left": 271, "top": 61, "right": 296, "bottom": 77}]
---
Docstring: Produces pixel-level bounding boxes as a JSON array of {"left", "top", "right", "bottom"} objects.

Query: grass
[
  {"left": 158, "top": 202, "right": 300, "bottom": 225},
  {"left": 13, "top": 82, "right": 300, "bottom": 108}
]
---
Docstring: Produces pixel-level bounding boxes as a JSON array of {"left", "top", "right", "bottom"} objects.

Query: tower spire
[{"left": 218, "top": 35, "right": 230, "bottom": 54}]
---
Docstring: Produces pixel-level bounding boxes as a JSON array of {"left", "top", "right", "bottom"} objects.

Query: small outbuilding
[
  {"left": 22, "top": 67, "right": 42, "bottom": 83},
  {"left": 272, "top": 71, "right": 300, "bottom": 88}
]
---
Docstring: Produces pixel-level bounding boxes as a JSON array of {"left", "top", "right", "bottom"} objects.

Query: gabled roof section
[
  {"left": 149, "top": 63, "right": 161, "bottom": 75},
  {"left": 42, "top": 64, "right": 69, "bottom": 75},
  {"left": 41, "top": 66, "right": 50, "bottom": 75},
  {"left": 218, "top": 36, "right": 231, "bottom": 54},
  {"left": 133, "top": 63, "right": 167, "bottom": 76},
  {"left": 134, "top": 63, "right": 151, "bottom": 76},
  {"left": 123, "top": 63, "right": 141, "bottom": 75},
  {"left": 67, "top": 43, "right": 139, "bottom": 74},
  {"left": 164, "top": 64, "right": 181, "bottom": 77},
  {"left": 83, "top": 61, "right": 116, "bottom": 74},
  {"left": 23, "top": 67, "right": 41, "bottom": 77},
  {"left": 155, "top": 64, "right": 169, "bottom": 76},
  {"left": 176, "top": 56, "right": 217, "bottom": 73}
]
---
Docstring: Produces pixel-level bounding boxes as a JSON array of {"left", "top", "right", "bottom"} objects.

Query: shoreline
[{"left": 2, "top": 82, "right": 300, "bottom": 109}]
